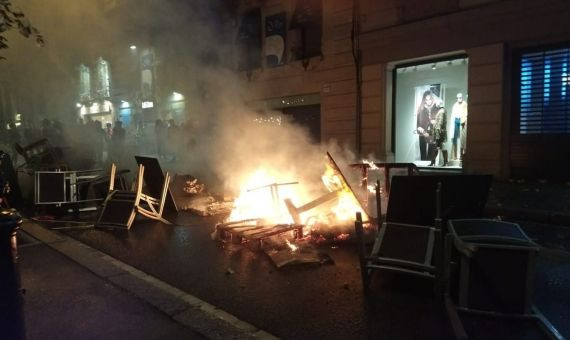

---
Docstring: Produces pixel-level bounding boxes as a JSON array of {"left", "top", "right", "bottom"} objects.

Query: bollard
[{"left": 0, "top": 209, "right": 25, "bottom": 340}]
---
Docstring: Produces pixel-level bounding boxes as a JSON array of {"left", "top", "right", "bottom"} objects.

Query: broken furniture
[
  {"left": 216, "top": 181, "right": 304, "bottom": 246},
  {"left": 216, "top": 219, "right": 304, "bottom": 247},
  {"left": 217, "top": 152, "right": 370, "bottom": 247},
  {"left": 135, "top": 156, "right": 178, "bottom": 214},
  {"left": 354, "top": 175, "right": 492, "bottom": 292},
  {"left": 350, "top": 162, "right": 419, "bottom": 197},
  {"left": 444, "top": 219, "right": 564, "bottom": 340},
  {"left": 96, "top": 163, "right": 171, "bottom": 229},
  {"left": 34, "top": 169, "right": 105, "bottom": 207},
  {"left": 15, "top": 138, "right": 68, "bottom": 171}
]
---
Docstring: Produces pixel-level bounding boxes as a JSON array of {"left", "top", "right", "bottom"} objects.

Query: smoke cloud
[{"left": 1, "top": 0, "right": 363, "bottom": 201}]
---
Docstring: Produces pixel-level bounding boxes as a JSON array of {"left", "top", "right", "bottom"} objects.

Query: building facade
[{"left": 236, "top": 0, "right": 570, "bottom": 180}]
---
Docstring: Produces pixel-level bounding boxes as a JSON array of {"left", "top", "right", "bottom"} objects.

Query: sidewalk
[
  {"left": 17, "top": 221, "right": 277, "bottom": 340},
  {"left": 486, "top": 180, "right": 570, "bottom": 225}
]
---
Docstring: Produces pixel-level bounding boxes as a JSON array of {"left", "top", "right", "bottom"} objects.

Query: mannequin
[
  {"left": 429, "top": 102, "right": 448, "bottom": 166},
  {"left": 451, "top": 93, "right": 468, "bottom": 160}
]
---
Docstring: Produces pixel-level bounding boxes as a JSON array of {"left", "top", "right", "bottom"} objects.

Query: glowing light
[
  {"left": 142, "top": 101, "right": 154, "bottom": 108},
  {"left": 172, "top": 92, "right": 184, "bottom": 101},
  {"left": 102, "top": 100, "right": 113, "bottom": 112},
  {"left": 76, "top": 103, "right": 82, "bottom": 108},
  {"left": 362, "top": 159, "right": 379, "bottom": 170},
  {"left": 227, "top": 169, "right": 299, "bottom": 223},
  {"left": 89, "top": 102, "right": 100, "bottom": 113},
  {"left": 285, "top": 239, "right": 298, "bottom": 252},
  {"left": 121, "top": 101, "right": 130, "bottom": 108},
  {"left": 253, "top": 116, "right": 282, "bottom": 125},
  {"left": 130, "top": 45, "right": 137, "bottom": 50}
]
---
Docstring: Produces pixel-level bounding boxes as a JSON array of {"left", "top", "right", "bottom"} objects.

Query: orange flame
[{"left": 226, "top": 154, "right": 369, "bottom": 233}]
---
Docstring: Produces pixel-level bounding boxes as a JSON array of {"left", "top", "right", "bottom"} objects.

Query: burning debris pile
[
  {"left": 173, "top": 174, "right": 233, "bottom": 216},
  {"left": 212, "top": 152, "right": 373, "bottom": 262},
  {"left": 183, "top": 178, "right": 205, "bottom": 195}
]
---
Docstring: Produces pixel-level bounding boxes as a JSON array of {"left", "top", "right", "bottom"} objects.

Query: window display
[{"left": 394, "top": 57, "right": 468, "bottom": 168}]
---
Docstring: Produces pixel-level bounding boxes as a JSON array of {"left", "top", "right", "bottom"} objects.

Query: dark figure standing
[
  {"left": 154, "top": 119, "right": 166, "bottom": 160},
  {"left": 6, "top": 123, "right": 21, "bottom": 166},
  {"left": 110, "top": 121, "right": 126, "bottom": 165}
]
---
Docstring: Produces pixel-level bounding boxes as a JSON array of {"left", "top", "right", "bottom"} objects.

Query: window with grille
[{"left": 519, "top": 47, "right": 570, "bottom": 134}]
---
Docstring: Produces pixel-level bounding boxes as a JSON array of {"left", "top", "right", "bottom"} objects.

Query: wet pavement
[{"left": 38, "top": 211, "right": 570, "bottom": 340}]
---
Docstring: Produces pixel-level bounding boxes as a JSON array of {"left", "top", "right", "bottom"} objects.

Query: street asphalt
[
  {"left": 23, "top": 211, "right": 569, "bottom": 340},
  {"left": 18, "top": 230, "right": 204, "bottom": 340}
]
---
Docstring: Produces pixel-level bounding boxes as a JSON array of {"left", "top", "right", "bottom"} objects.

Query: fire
[
  {"left": 285, "top": 239, "right": 298, "bottom": 252},
  {"left": 363, "top": 159, "right": 379, "bottom": 170},
  {"left": 227, "top": 169, "right": 300, "bottom": 224},
  {"left": 226, "top": 153, "right": 369, "bottom": 231},
  {"left": 321, "top": 155, "right": 369, "bottom": 224},
  {"left": 362, "top": 158, "right": 382, "bottom": 194}
]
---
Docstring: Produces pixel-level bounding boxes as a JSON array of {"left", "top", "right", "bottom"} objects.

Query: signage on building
[
  {"left": 141, "top": 48, "right": 155, "bottom": 100},
  {"left": 95, "top": 57, "right": 111, "bottom": 99},
  {"left": 236, "top": 8, "right": 262, "bottom": 71},
  {"left": 265, "top": 12, "right": 286, "bottom": 67},
  {"left": 79, "top": 64, "right": 91, "bottom": 102},
  {"left": 289, "top": 0, "right": 322, "bottom": 60}
]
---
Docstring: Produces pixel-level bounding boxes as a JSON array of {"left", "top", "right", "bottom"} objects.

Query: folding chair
[
  {"left": 354, "top": 175, "right": 492, "bottom": 293},
  {"left": 95, "top": 163, "right": 171, "bottom": 229},
  {"left": 15, "top": 138, "right": 68, "bottom": 171},
  {"left": 134, "top": 156, "right": 178, "bottom": 214}
]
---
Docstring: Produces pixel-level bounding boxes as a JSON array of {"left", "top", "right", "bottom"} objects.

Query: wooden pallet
[{"left": 216, "top": 219, "right": 304, "bottom": 245}]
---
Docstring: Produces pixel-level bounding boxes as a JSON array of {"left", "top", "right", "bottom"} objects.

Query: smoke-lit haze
[{"left": 1, "top": 0, "right": 362, "bottom": 198}]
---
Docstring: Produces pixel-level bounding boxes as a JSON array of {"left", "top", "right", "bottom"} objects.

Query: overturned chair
[
  {"left": 95, "top": 163, "right": 171, "bottom": 229},
  {"left": 354, "top": 175, "right": 492, "bottom": 293}
]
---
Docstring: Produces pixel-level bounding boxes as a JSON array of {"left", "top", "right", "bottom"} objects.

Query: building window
[
  {"left": 519, "top": 47, "right": 570, "bottom": 134},
  {"left": 393, "top": 56, "right": 468, "bottom": 168}
]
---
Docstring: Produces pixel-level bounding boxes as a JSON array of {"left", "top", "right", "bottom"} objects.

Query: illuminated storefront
[
  {"left": 393, "top": 56, "right": 468, "bottom": 168},
  {"left": 76, "top": 58, "right": 115, "bottom": 125}
]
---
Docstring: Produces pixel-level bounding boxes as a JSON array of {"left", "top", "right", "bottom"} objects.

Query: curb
[{"left": 20, "top": 220, "right": 279, "bottom": 340}]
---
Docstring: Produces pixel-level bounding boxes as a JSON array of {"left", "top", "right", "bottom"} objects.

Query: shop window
[
  {"left": 519, "top": 47, "right": 570, "bottom": 134},
  {"left": 393, "top": 57, "right": 468, "bottom": 168}
]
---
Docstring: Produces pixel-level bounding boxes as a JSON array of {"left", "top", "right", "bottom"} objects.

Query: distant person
[
  {"left": 51, "top": 119, "right": 66, "bottom": 147},
  {"left": 6, "top": 122, "right": 22, "bottom": 165},
  {"left": 110, "top": 120, "right": 126, "bottom": 165},
  {"left": 105, "top": 122, "right": 113, "bottom": 140},
  {"left": 154, "top": 119, "right": 166, "bottom": 159},
  {"left": 167, "top": 119, "right": 178, "bottom": 162},
  {"left": 92, "top": 120, "right": 105, "bottom": 164},
  {"left": 40, "top": 118, "right": 56, "bottom": 143}
]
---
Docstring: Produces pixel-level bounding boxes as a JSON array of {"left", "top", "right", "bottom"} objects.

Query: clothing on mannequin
[
  {"left": 430, "top": 105, "right": 448, "bottom": 166},
  {"left": 451, "top": 93, "right": 467, "bottom": 160}
]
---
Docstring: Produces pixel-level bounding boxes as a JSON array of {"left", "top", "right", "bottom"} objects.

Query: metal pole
[
  {"left": 375, "top": 180, "right": 382, "bottom": 230},
  {"left": 354, "top": 212, "right": 369, "bottom": 288}
]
